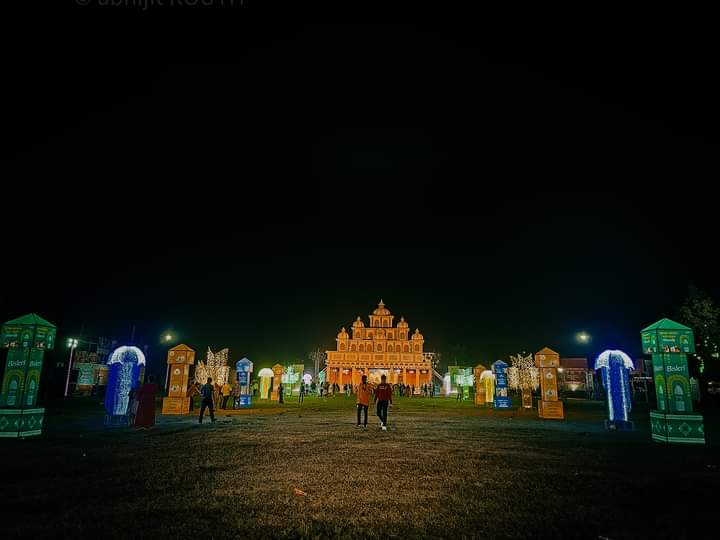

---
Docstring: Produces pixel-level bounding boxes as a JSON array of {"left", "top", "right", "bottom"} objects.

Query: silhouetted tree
[{"left": 678, "top": 285, "right": 720, "bottom": 379}]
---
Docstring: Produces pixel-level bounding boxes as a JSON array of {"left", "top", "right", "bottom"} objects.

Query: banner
[
  {"left": 652, "top": 353, "right": 692, "bottom": 413},
  {"left": 76, "top": 363, "right": 96, "bottom": 386},
  {"left": 641, "top": 320, "right": 695, "bottom": 354}
]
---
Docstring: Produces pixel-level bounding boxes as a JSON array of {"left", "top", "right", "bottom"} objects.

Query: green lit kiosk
[
  {"left": 641, "top": 318, "right": 704, "bottom": 445},
  {"left": 0, "top": 314, "right": 56, "bottom": 438}
]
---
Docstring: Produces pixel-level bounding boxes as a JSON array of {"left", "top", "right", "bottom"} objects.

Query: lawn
[{"left": 1, "top": 395, "right": 719, "bottom": 539}]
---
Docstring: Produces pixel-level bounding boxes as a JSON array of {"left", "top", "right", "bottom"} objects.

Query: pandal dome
[{"left": 372, "top": 299, "right": 391, "bottom": 316}]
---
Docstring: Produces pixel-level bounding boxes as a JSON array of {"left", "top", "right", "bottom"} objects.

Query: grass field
[{"left": 2, "top": 395, "right": 719, "bottom": 539}]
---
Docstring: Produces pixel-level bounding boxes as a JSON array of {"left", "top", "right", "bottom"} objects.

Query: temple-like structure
[{"left": 326, "top": 300, "right": 431, "bottom": 388}]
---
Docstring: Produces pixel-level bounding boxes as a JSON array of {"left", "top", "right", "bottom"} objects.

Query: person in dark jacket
[{"left": 199, "top": 377, "right": 216, "bottom": 424}]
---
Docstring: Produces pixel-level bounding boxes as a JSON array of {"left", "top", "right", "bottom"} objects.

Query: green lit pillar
[
  {"left": 0, "top": 314, "right": 56, "bottom": 438},
  {"left": 641, "top": 318, "right": 704, "bottom": 444}
]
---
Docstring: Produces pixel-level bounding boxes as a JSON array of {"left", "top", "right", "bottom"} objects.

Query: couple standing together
[{"left": 356, "top": 374, "right": 392, "bottom": 430}]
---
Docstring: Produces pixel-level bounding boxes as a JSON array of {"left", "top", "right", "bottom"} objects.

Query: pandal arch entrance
[{"left": 326, "top": 301, "right": 432, "bottom": 389}]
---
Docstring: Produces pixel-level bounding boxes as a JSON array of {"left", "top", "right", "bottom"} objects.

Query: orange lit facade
[{"left": 326, "top": 301, "right": 431, "bottom": 388}]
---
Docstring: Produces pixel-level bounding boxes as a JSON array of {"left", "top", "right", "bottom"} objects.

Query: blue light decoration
[
  {"left": 104, "top": 346, "right": 146, "bottom": 420},
  {"left": 594, "top": 349, "right": 634, "bottom": 430},
  {"left": 492, "top": 360, "right": 512, "bottom": 409},
  {"left": 235, "top": 357, "right": 253, "bottom": 407}
]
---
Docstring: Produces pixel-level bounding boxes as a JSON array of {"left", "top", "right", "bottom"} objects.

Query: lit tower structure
[
  {"left": 162, "top": 344, "right": 195, "bottom": 415},
  {"left": 0, "top": 314, "right": 56, "bottom": 438},
  {"left": 235, "top": 357, "right": 253, "bottom": 407},
  {"left": 535, "top": 347, "right": 564, "bottom": 419},
  {"left": 641, "top": 318, "right": 704, "bottom": 444}
]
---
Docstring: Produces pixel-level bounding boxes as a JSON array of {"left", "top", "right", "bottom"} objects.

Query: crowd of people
[
  {"left": 295, "top": 381, "right": 438, "bottom": 399},
  {"left": 181, "top": 379, "right": 439, "bottom": 406}
]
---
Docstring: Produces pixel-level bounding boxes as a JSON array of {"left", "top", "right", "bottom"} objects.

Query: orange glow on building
[{"left": 326, "top": 300, "right": 431, "bottom": 389}]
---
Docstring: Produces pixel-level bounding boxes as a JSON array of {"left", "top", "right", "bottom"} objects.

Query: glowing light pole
[
  {"left": 163, "top": 333, "right": 174, "bottom": 392},
  {"left": 64, "top": 338, "right": 79, "bottom": 397},
  {"left": 576, "top": 332, "right": 591, "bottom": 344}
]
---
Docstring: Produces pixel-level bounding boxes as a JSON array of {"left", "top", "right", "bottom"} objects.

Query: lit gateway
[{"left": 326, "top": 300, "right": 431, "bottom": 389}]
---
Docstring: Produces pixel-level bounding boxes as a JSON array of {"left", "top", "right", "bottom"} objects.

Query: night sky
[{"left": 2, "top": 11, "right": 718, "bottom": 375}]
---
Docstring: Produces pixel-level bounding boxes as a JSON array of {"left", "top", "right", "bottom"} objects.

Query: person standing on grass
[
  {"left": 199, "top": 377, "right": 216, "bottom": 424},
  {"left": 457, "top": 385, "right": 463, "bottom": 401},
  {"left": 374, "top": 374, "right": 393, "bottom": 430},
  {"left": 299, "top": 383, "right": 305, "bottom": 404},
  {"left": 221, "top": 381, "right": 232, "bottom": 409},
  {"left": 134, "top": 375, "right": 158, "bottom": 429},
  {"left": 279, "top": 382, "right": 284, "bottom": 404},
  {"left": 356, "top": 375, "right": 372, "bottom": 429}
]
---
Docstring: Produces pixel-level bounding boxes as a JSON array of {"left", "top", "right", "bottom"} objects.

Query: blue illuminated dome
[
  {"left": 108, "top": 346, "right": 146, "bottom": 367},
  {"left": 104, "top": 346, "right": 146, "bottom": 417},
  {"left": 594, "top": 349, "right": 634, "bottom": 423}
]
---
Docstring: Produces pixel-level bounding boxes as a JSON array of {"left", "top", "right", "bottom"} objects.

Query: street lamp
[
  {"left": 162, "top": 332, "right": 175, "bottom": 392},
  {"left": 576, "top": 332, "right": 591, "bottom": 344},
  {"left": 64, "top": 338, "right": 79, "bottom": 397}
]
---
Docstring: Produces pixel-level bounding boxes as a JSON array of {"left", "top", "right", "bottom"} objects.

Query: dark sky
[{"left": 2, "top": 9, "right": 718, "bottom": 375}]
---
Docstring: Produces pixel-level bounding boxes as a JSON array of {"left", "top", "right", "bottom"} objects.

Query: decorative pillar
[
  {"left": 271, "top": 364, "right": 283, "bottom": 401},
  {"left": 473, "top": 364, "right": 487, "bottom": 405},
  {"left": 162, "top": 344, "right": 195, "bottom": 415},
  {"left": 481, "top": 371, "right": 495, "bottom": 405},
  {"left": 491, "top": 360, "right": 511, "bottom": 409},
  {"left": 642, "top": 319, "right": 704, "bottom": 444},
  {"left": 291, "top": 364, "right": 304, "bottom": 395},
  {"left": 235, "top": 357, "right": 253, "bottom": 407},
  {"left": 0, "top": 314, "right": 56, "bottom": 438},
  {"left": 535, "top": 347, "right": 564, "bottom": 419}
]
